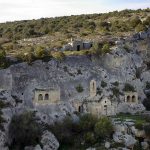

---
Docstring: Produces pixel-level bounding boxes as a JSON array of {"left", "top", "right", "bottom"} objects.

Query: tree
[
  {"left": 94, "top": 117, "right": 113, "bottom": 139},
  {"left": 79, "top": 114, "right": 98, "bottom": 132},
  {"left": 101, "top": 43, "right": 111, "bottom": 54},
  {"left": 8, "top": 111, "right": 42, "bottom": 150},
  {"left": 123, "top": 83, "right": 135, "bottom": 92}
]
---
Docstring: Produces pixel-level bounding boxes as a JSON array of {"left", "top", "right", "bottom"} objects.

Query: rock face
[
  {"left": 41, "top": 131, "right": 59, "bottom": 150},
  {"left": 0, "top": 31, "right": 149, "bottom": 149},
  {"left": 117, "top": 103, "right": 145, "bottom": 114},
  {"left": 0, "top": 131, "right": 8, "bottom": 150}
]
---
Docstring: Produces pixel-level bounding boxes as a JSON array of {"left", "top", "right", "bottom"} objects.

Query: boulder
[
  {"left": 113, "top": 132, "right": 124, "bottom": 143},
  {"left": 0, "top": 131, "right": 6, "bottom": 147},
  {"left": 41, "top": 130, "right": 59, "bottom": 150},
  {"left": 105, "top": 141, "right": 110, "bottom": 149},
  {"left": 34, "top": 145, "right": 42, "bottom": 150},
  {"left": 139, "top": 31, "right": 147, "bottom": 40},
  {"left": 123, "top": 134, "right": 137, "bottom": 148},
  {"left": 141, "top": 141, "right": 149, "bottom": 150}
]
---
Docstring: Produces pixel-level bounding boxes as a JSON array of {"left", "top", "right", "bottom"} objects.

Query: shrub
[
  {"left": 76, "top": 84, "right": 84, "bottom": 93},
  {"left": 101, "top": 81, "right": 107, "bottom": 88},
  {"left": 8, "top": 111, "right": 42, "bottom": 150},
  {"left": 135, "top": 122, "right": 143, "bottom": 130},
  {"left": 0, "top": 50, "right": 7, "bottom": 68},
  {"left": 52, "top": 51, "right": 65, "bottom": 61},
  {"left": 143, "top": 98, "right": 150, "bottom": 111},
  {"left": 111, "top": 87, "right": 120, "bottom": 97},
  {"left": 135, "top": 68, "right": 141, "bottom": 79},
  {"left": 83, "top": 132, "right": 95, "bottom": 146},
  {"left": 112, "top": 81, "right": 119, "bottom": 87},
  {"left": 146, "top": 82, "right": 150, "bottom": 89},
  {"left": 101, "top": 43, "right": 111, "bottom": 54},
  {"left": 79, "top": 114, "right": 98, "bottom": 132},
  {"left": 97, "top": 87, "right": 102, "bottom": 95},
  {"left": 34, "top": 46, "right": 47, "bottom": 58},
  {"left": 135, "top": 23, "right": 147, "bottom": 32},
  {"left": 94, "top": 117, "right": 113, "bottom": 139},
  {"left": 48, "top": 117, "right": 79, "bottom": 147},
  {"left": 123, "top": 83, "right": 135, "bottom": 92}
]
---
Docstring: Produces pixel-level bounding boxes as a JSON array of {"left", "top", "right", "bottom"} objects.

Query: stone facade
[
  {"left": 87, "top": 97, "right": 116, "bottom": 117},
  {"left": 125, "top": 92, "right": 138, "bottom": 104},
  {"left": 34, "top": 88, "right": 60, "bottom": 105}
]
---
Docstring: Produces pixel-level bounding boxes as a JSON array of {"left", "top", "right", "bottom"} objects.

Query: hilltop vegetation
[
  {"left": 0, "top": 8, "right": 150, "bottom": 67},
  {"left": 0, "top": 8, "right": 150, "bottom": 41}
]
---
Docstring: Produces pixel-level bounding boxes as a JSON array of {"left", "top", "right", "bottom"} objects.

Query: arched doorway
[
  {"left": 77, "top": 45, "right": 80, "bottom": 51},
  {"left": 38, "top": 94, "right": 43, "bottom": 101},
  {"left": 45, "top": 94, "right": 49, "bottom": 100},
  {"left": 127, "top": 96, "right": 130, "bottom": 103},
  {"left": 132, "top": 95, "right": 136, "bottom": 102}
]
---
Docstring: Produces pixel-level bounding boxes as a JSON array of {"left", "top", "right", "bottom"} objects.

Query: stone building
[
  {"left": 34, "top": 88, "right": 60, "bottom": 105},
  {"left": 73, "top": 79, "right": 116, "bottom": 117},
  {"left": 124, "top": 92, "right": 138, "bottom": 104},
  {"left": 62, "top": 39, "right": 93, "bottom": 51}
]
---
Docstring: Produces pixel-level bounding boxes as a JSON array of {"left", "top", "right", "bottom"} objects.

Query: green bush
[
  {"left": 123, "top": 83, "right": 135, "bottom": 92},
  {"left": 101, "top": 43, "right": 111, "bottom": 54},
  {"left": 112, "top": 81, "right": 119, "bottom": 87},
  {"left": 79, "top": 114, "right": 98, "bottom": 132},
  {"left": 8, "top": 111, "right": 42, "bottom": 150},
  {"left": 94, "top": 117, "right": 113, "bottom": 139},
  {"left": 101, "top": 81, "right": 107, "bottom": 88},
  {"left": 83, "top": 132, "right": 95, "bottom": 146},
  {"left": 76, "top": 84, "right": 84, "bottom": 93},
  {"left": 135, "top": 122, "right": 143, "bottom": 130},
  {"left": 111, "top": 87, "right": 120, "bottom": 97},
  {"left": 146, "top": 82, "right": 150, "bottom": 89},
  {"left": 35, "top": 46, "right": 47, "bottom": 58},
  {"left": 52, "top": 51, "right": 65, "bottom": 61}
]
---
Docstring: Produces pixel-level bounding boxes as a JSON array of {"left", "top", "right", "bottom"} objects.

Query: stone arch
[
  {"left": 45, "top": 94, "right": 49, "bottom": 100},
  {"left": 90, "top": 80, "right": 97, "bottom": 97},
  {"left": 38, "top": 94, "right": 43, "bottom": 101},
  {"left": 127, "top": 95, "right": 130, "bottom": 102},
  {"left": 132, "top": 95, "right": 136, "bottom": 102}
]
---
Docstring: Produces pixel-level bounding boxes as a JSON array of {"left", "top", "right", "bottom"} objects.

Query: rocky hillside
[
  {"left": 0, "top": 18, "right": 150, "bottom": 150},
  {"left": 0, "top": 21, "right": 150, "bottom": 150}
]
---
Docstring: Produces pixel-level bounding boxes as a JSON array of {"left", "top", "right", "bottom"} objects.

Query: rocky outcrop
[
  {"left": 117, "top": 103, "right": 145, "bottom": 114},
  {"left": 41, "top": 130, "right": 59, "bottom": 150}
]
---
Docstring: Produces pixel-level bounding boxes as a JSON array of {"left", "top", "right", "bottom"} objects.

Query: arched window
[
  {"left": 38, "top": 94, "right": 43, "bottom": 101},
  {"left": 45, "top": 94, "right": 49, "bottom": 100},
  {"left": 132, "top": 95, "right": 136, "bottom": 102},
  {"left": 127, "top": 96, "right": 130, "bottom": 102},
  {"left": 93, "top": 82, "right": 95, "bottom": 90}
]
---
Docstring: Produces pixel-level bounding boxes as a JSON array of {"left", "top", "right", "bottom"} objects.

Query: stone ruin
[{"left": 33, "top": 88, "right": 60, "bottom": 105}]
